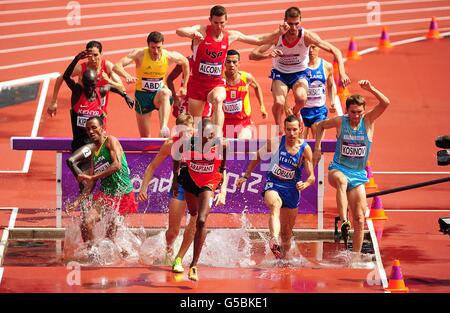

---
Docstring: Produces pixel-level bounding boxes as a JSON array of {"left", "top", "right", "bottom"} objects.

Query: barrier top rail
[{"left": 11, "top": 137, "right": 337, "bottom": 152}]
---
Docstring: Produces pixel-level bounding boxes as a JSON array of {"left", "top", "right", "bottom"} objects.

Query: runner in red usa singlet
[{"left": 176, "top": 5, "right": 286, "bottom": 135}]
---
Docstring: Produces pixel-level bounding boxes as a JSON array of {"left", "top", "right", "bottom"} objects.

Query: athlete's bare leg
[
  {"left": 207, "top": 86, "right": 226, "bottom": 135},
  {"left": 271, "top": 80, "right": 289, "bottom": 132},
  {"left": 155, "top": 87, "right": 172, "bottom": 137},
  {"left": 292, "top": 79, "right": 308, "bottom": 115}
]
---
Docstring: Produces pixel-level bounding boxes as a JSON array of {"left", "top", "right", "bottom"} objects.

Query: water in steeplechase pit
[{"left": 4, "top": 209, "right": 375, "bottom": 270}]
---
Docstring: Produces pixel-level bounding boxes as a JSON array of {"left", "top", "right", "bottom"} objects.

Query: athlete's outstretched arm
[
  {"left": 249, "top": 43, "right": 281, "bottom": 61},
  {"left": 167, "top": 64, "right": 183, "bottom": 104},
  {"left": 168, "top": 51, "right": 189, "bottom": 97},
  {"left": 101, "top": 85, "right": 134, "bottom": 109},
  {"left": 103, "top": 61, "right": 125, "bottom": 91},
  {"left": 325, "top": 61, "right": 337, "bottom": 113},
  {"left": 47, "top": 65, "right": 82, "bottom": 117},
  {"left": 247, "top": 72, "right": 267, "bottom": 118},
  {"left": 305, "top": 30, "right": 350, "bottom": 87},
  {"left": 296, "top": 145, "right": 315, "bottom": 190},
  {"left": 113, "top": 49, "right": 141, "bottom": 84},
  {"left": 313, "top": 117, "right": 342, "bottom": 167},
  {"left": 229, "top": 22, "right": 288, "bottom": 46},
  {"left": 215, "top": 141, "right": 228, "bottom": 206},
  {"left": 138, "top": 141, "right": 172, "bottom": 202},
  {"left": 360, "top": 80, "right": 390, "bottom": 124},
  {"left": 63, "top": 51, "right": 88, "bottom": 91},
  {"left": 176, "top": 24, "right": 205, "bottom": 41}
]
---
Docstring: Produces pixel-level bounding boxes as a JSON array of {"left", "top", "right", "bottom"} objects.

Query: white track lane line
[
  {"left": 366, "top": 218, "right": 389, "bottom": 289},
  {"left": 3, "top": 2, "right": 448, "bottom": 27},
  {"left": 0, "top": 208, "right": 18, "bottom": 285}
]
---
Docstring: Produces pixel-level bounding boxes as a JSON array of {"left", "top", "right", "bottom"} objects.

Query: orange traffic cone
[
  {"left": 385, "top": 260, "right": 409, "bottom": 292},
  {"left": 368, "top": 196, "right": 388, "bottom": 220},
  {"left": 337, "top": 77, "right": 350, "bottom": 105},
  {"left": 346, "top": 37, "right": 361, "bottom": 60},
  {"left": 426, "top": 16, "right": 441, "bottom": 39},
  {"left": 365, "top": 160, "right": 378, "bottom": 189},
  {"left": 378, "top": 26, "right": 392, "bottom": 49},
  {"left": 372, "top": 219, "right": 386, "bottom": 241}
]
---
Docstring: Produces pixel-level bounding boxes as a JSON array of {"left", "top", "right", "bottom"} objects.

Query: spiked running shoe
[
  {"left": 188, "top": 266, "right": 199, "bottom": 281},
  {"left": 172, "top": 257, "right": 184, "bottom": 273},
  {"left": 269, "top": 237, "right": 282, "bottom": 259},
  {"left": 341, "top": 220, "right": 351, "bottom": 247}
]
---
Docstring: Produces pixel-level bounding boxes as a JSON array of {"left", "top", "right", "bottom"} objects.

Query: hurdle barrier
[{"left": 11, "top": 137, "right": 338, "bottom": 230}]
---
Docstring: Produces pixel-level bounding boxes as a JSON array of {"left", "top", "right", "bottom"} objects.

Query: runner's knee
[
  {"left": 196, "top": 217, "right": 206, "bottom": 230},
  {"left": 353, "top": 214, "right": 365, "bottom": 229}
]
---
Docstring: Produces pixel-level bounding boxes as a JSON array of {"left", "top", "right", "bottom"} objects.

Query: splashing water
[
  {"left": 64, "top": 202, "right": 146, "bottom": 266},
  {"left": 139, "top": 231, "right": 167, "bottom": 265},
  {"left": 314, "top": 245, "right": 376, "bottom": 269},
  {"left": 63, "top": 201, "right": 375, "bottom": 270}
]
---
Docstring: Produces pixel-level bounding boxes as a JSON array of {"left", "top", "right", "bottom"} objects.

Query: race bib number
[
  {"left": 279, "top": 55, "right": 301, "bottom": 66},
  {"left": 94, "top": 161, "right": 110, "bottom": 175},
  {"left": 223, "top": 99, "right": 243, "bottom": 114},
  {"left": 142, "top": 78, "right": 163, "bottom": 92},
  {"left": 341, "top": 143, "right": 366, "bottom": 158},
  {"left": 94, "top": 156, "right": 110, "bottom": 174},
  {"left": 271, "top": 163, "right": 295, "bottom": 180},
  {"left": 307, "top": 86, "right": 325, "bottom": 98},
  {"left": 189, "top": 162, "right": 214, "bottom": 173},
  {"left": 81, "top": 146, "right": 92, "bottom": 158},
  {"left": 199, "top": 62, "right": 222, "bottom": 76},
  {"left": 76, "top": 116, "right": 88, "bottom": 127}
]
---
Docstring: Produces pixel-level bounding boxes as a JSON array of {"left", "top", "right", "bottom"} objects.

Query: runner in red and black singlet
[
  {"left": 81, "top": 59, "right": 110, "bottom": 114},
  {"left": 47, "top": 40, "right": 125, "bottom": 118},
  {"left": 63, "top": 51, "right": 134, "bottom": 193},
  {"left": 173, "top": 118, "right": 228, "bottom": 281}
]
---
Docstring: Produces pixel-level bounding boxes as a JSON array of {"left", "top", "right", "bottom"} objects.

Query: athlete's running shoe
[
  {"left": 188, "top": 266, "right": 199, "bottom": 281},
  {"left": 172, "top": 257, "right": 184, "bottom": 273},
  {"left": 269, "top": 237, "right": 282, "bottom": 259},
  {"left": 341, "top": 220, "right": 351, "bottom": 247}
]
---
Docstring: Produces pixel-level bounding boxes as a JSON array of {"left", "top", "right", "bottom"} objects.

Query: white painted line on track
[
  {"left": 366, "top": 218, "right": 389, "bottom": 289},
  {"left": 2, "top": 21, "right": 449, "bottom": 71},
  {"left": 1, "top": 0, "right": 48, "bottom": 4},
  {"left": 1, "top": 5, "right": 448, "bottom": 40},
  {"left": 0, "top": 208, "right": 18, "bottom": 267},
  {"left": 3, "top": 2, "right": 448, "bottom": 27},
  {"left": 0, "top": 0, "right": 185, "bottom": 14},
  {"left": 2, "top": 17, "right": 449, "bottom": 54},
  {"left": 0, "top": 267, "right": 3, "bottom": 286}
]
